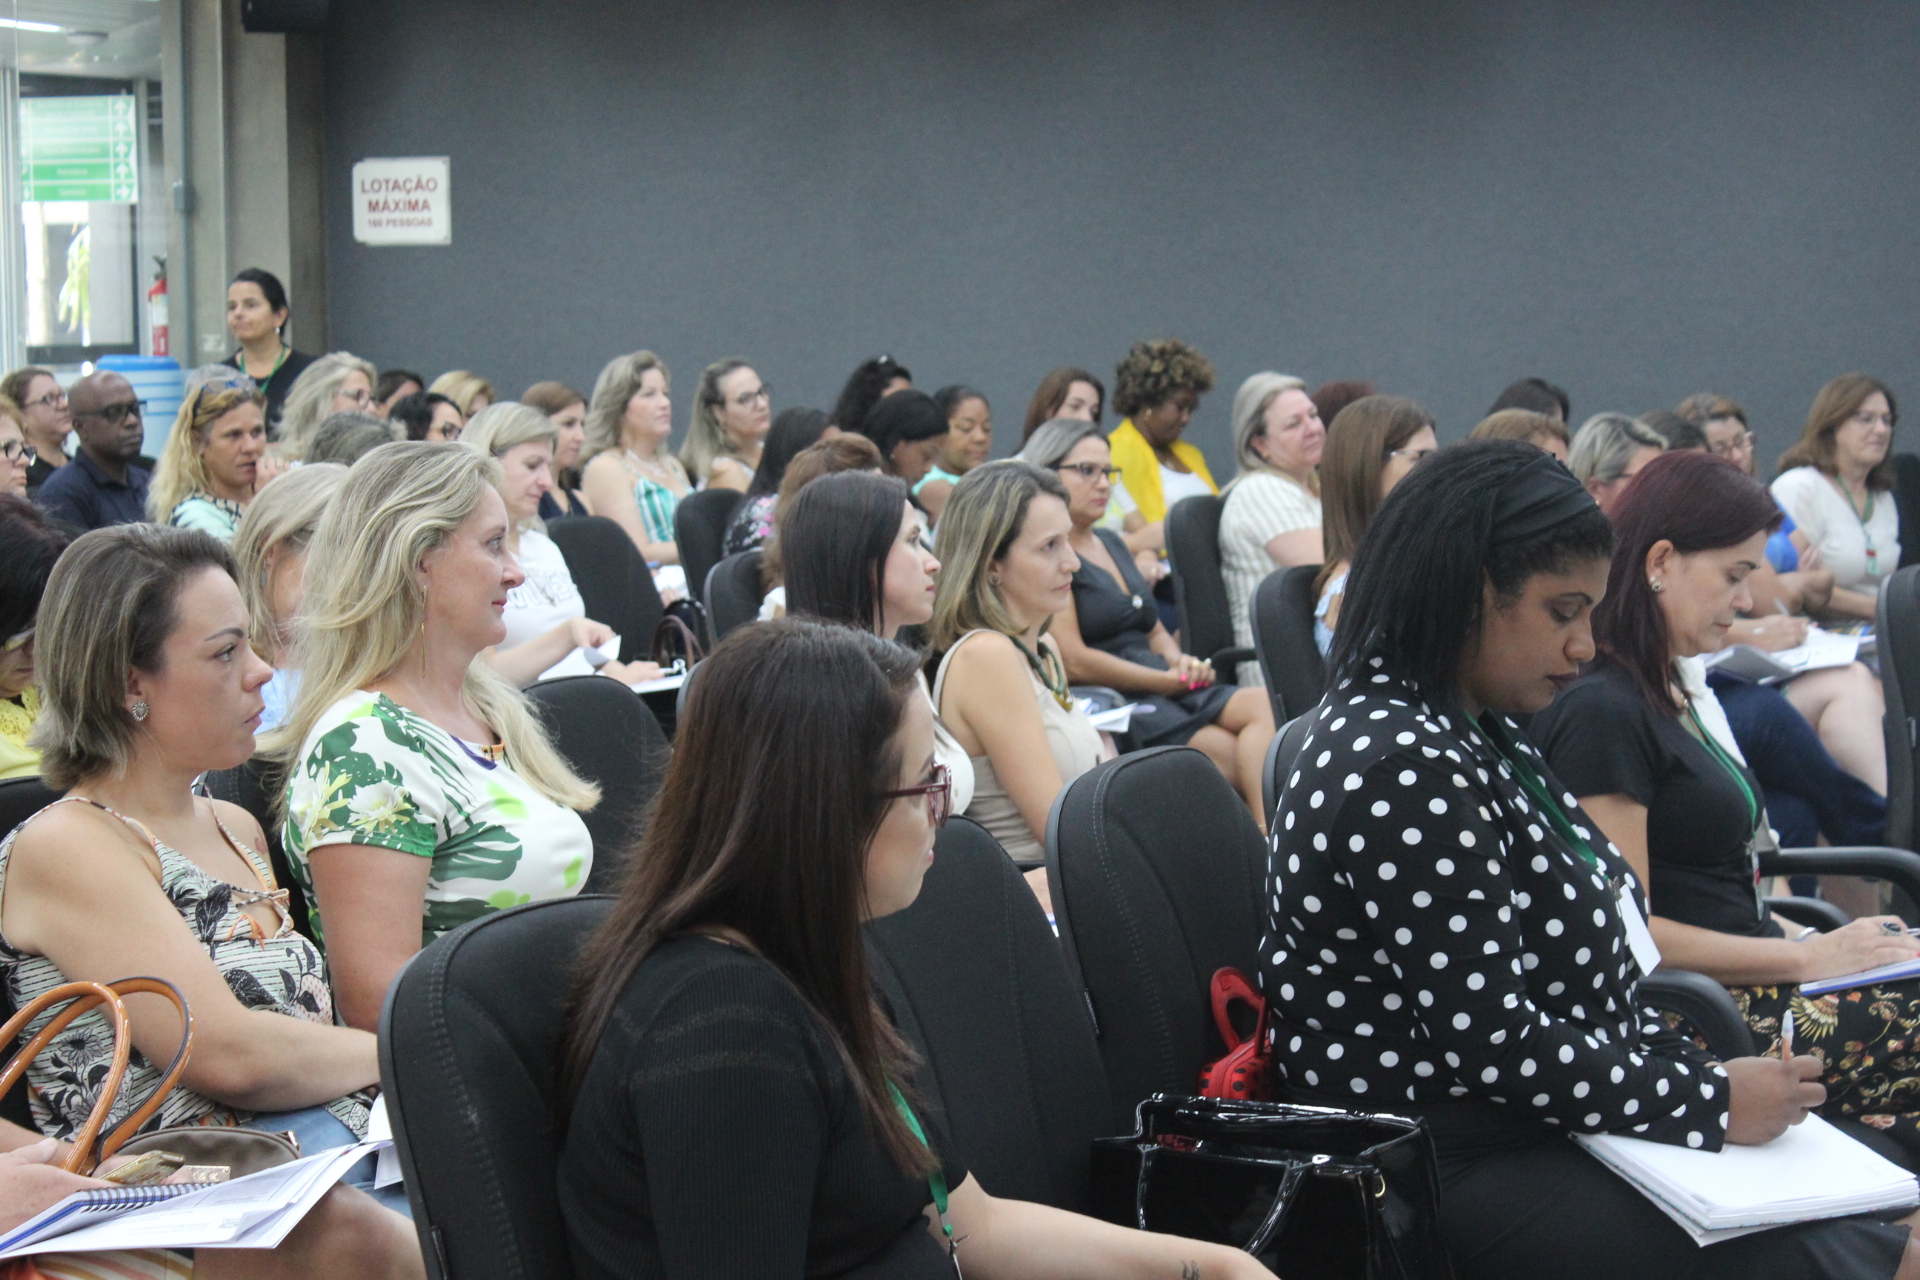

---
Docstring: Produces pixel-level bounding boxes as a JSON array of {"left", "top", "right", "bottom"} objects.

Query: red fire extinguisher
[{"left": 147, "top": 258, "right": 168, "bottom": 357}]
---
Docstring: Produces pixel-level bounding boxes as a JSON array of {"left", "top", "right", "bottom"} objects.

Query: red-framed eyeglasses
[{"left": 882, "top": 764, "right": 953, "bottom": 828}]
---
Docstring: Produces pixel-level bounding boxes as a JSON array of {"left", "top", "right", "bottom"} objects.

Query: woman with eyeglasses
[
  {"left": 148, "top": 367, "right": 269, "bottom": 540},
  {"left": 679, "top": 359, "right": 771, "bottom": 493},
  {"left": 0, "top": 497, "right": 66, "bottom": 779},
  {"left": 0, "top": 369, "right": 67, "bottom": 493},
  {"left": 1313, "top": 395, "right": 1439, "bottom": 658},
  {"left": 1019, "top": 418, "right": 1275, "bottom": 823},
  {"left": 1218, "top": 372, "right": 1326, "bottom": 685},
  {"left": 276, "top": 351, "right": 378, "bottom": 459},
  {"left": 0, "top": 401, "right": 33, "bottom": 498},
  {"left": 1771, "top": 374, "right": 1900, "bottom": 622}
]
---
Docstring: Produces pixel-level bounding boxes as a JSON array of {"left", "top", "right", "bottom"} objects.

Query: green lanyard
[
  {"left": 1684, "top": 702, "right": 1761, "bottom": 829},
  {"left": 888, "top": 1081, "right": 958, "bottom": 1266},
  {"left": 1829, "top": 475, "right": 1883, "bottom": 577},
  {"left": 1480, "top": 716, "right": 1600, "bottom": 869}
]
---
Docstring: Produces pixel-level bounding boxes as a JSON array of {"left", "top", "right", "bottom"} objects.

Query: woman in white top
[
  {"left": 1314, "top": 396, "right": 1439, "bottom": 657},
  {"left": 462, "top": 403, "right": 661, "bottom": 687},
  {"left": 267, "top": 442, "right": 599, "bottom": 1031},
  {"left": 780, "top": 470, "right": 975, "bottom": 814},
  {"left": 930, "top": 461, "right": 1106, "bottom": 910},
  {"left": 1771, "top": 374, "right": 1900, "bottom": 621},
  {"left": 1217, "top": 372, "right": 1325, "bottom": 684}
]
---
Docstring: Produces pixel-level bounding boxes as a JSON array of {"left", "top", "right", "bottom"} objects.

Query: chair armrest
[
  {"left": 1758, "top": 846, "right": 1920, "bottom": 911},
  {"left": 1208, "top": 646, "right": 1257, "bottom": 670},
  {"left": 1637, "top": 969, "right": 1755, "bottom": 1060},
  {"left": 1765, "top": 896, "right": 1851, "bottom": 933}
]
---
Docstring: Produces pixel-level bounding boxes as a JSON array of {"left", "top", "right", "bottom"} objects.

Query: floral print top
[
  {"left": 283, "top": 691, "right": 593, "bottom": 950},
  {"left": 0, "top": 797, "right": 370, "bottom": 1141}
]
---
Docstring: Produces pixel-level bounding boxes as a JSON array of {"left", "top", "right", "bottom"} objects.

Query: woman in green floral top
[{"left": 270, "top": 442, "right": 598, "bottom": 1031}]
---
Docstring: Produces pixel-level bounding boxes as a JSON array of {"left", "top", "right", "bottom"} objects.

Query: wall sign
[
  {"left": 351, "top": 157, "right": 450, "bottom": 245},
  {"left": 21, "top": 95, "right": 138, "bottom": 203}
]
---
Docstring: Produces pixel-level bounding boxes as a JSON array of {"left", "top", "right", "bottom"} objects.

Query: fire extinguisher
[{"left": 147, "top": 258, "right": 168, "bottom": 357}]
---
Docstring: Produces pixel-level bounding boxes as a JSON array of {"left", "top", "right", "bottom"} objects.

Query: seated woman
[
  {"left": 829, "top": 353, "right": 912, "bottom": 436},
  {"left": 0, "top": 397, "right": 31, "bottom": 498},
  {"left": 679, "top": 358, "right": 771, "bottom": 493},
  {"left": 462, "top": 403, "right": 659, "bottom": 687},
  {"left": 0, "top": 497, "right": 65, "bottom": 778},
  {"left": 1569, "top": 412, "right": 1665, "bottom": 515},
  {"left": 1773, "top": 374, "right": 1899, "bottom": 622},
  {"left": 522, "top": 380, "right": 593, "bottom": 519},
  {"left": 1532, "top": 451, "right": 1920, "bottom": 1147},
  {"left": 427, "top": 369, "right": 494, "bottom": 420},
  {"left": 1218, "top": 372, "right": 1324, "bottom": 684},
  {"left": 757, "top": 434, "right": 885, "bottom": 620},
  {"left": 1106, "top": 339, "right": 1218, "bottom": 584},
  {"left": 269, "top": 442, "right": 599, "bottom": 1031},
  {"left": 578, "top": 351, "right": 690, "bottom": 597},
  {"left": 0, "top": 525, "right": 417, "bottom": 1236},
  {"left": 1020, "top": 418, "right": 1274, "bottom": 823},
  {"left": 722, "top": 406, "right": 831, "bottom": 556},
  {"left": 1468, "top": 407, "right": 1570, "bottom": 462},
  {"left": 915, "top": 385, "right": 996, "bottom": 523},
  {"left": 782, "top": 468, "right": 974, "bottom": 814},
  {"left": 232, "top": 463, "right": 348, "bottom": 733},
  {"left": 1266, "top": 438, "right": 1916, "bottom": 1279},
  {"left": 306, "top": 411, "right": 397, "bottom": 467},
  {"left": 1313, "top": 394, "right": 1437, "bottom": 656},
  {"left": 865, "top": 389, "right": 951, "bottom": 495},
  {"left": 930, "top": 462, "right": 1106, "bottom": 900},
  {"left": 389, "top": 391, "right": 465, "bottom": 444},
  {"left": 1021, "top": 366, "right": 1104, "bottom": 441},
  {"left": 558, "top": 619, "right": 1267, "bottom": 1280},
  {"left": 276, "top": 351, "right": 377, "bottom": 459},
  {"left": 148, "top": 367, "right": 268, "bottom": 539}
]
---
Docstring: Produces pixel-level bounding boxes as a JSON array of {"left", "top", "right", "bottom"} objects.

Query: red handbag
[{"left": 1197, "top": 967, "right": 1276, "bottom": 1101}]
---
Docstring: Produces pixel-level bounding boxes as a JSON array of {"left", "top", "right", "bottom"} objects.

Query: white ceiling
[{"left": 4, "top": 0, "right": 162, "bottom": 83}]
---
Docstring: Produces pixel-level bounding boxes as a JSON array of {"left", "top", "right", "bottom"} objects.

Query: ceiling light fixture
[{"left": 0, "top": 17, "right": 64, "bottom": 32}]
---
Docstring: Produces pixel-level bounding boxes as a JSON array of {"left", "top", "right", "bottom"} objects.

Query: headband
[{"left": 1489, "top": 451, "right": 1597, "bottom": 546}]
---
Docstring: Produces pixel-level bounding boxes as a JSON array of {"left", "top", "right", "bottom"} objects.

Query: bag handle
[
  {"left": 1209, "top": 966, "right": 1270, "bottom": 1055},
  {"left": 0, "top": 976, "right": 193, "bottom": 1173}
]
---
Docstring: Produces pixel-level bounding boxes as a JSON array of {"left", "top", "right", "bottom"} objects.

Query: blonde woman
[
  {"left": 0, "top": 398, "right": 31, "bottom": 497},
  {"left": 147, "top": 366, "right": 268, "bottom": 538},
  {"left": 1217, "top": 371, "right": 1324, "bottom": 683},
  {"left": 428, "top": 370, "right": 494, "bottom": 419},
  {"left": 678, "top": 358, "right": 770, "bottom": 493},
  {"left": 521, "top": 380, "right": 591, "bottom": 517},
  {"left": 232, "top": 462, "right": 348, "bottom": 732},
  {"left": 268, "top": 443, "right": 598, "bottom": 1031},
  {"left": 930, "top": 461, "right": 1105, "bottom": 907},
  {"left": 463, "top": 403, "right": 660, "bottom": 687},
  {"left": 579, "top": 351, "right": 688, "bottom": 567},
  {"left": 276, "top": 351, "right": 377, "bottom": 459}
]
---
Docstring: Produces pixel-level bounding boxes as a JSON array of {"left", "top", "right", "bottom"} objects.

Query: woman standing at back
[{"left": 225, "top": 267, "right": 315, "bottom": 431}]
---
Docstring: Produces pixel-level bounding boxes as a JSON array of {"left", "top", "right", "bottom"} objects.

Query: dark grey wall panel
[{"left": 321, "top": 1, "right": 1920, "bottom": 471}]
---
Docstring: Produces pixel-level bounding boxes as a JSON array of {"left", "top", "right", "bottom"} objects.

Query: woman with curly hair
[{"left": 1106, "top": 339, "right": 1218, "bottom": 564}]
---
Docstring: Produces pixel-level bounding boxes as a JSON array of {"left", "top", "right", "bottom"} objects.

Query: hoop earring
[{"left": 131, "top": 702, "right": 149, "bottom": 722}]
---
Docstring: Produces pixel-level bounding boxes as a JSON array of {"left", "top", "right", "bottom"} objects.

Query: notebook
[
  {"left": 1575, "top": 1115, "right": 1917, "bottom": 1246},
  {"left": 1801, "top": 957, "right": 1920, "bottom": 997},
  {"left": 1703, "top": 629, "right": 1860, "bottom": 685}
]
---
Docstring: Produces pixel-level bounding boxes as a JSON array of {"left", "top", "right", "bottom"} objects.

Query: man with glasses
[{"left": 35, "top": 372, "right": 150, "bottom": 530}]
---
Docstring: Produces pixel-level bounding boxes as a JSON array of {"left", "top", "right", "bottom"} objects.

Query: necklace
[
  {"left": 622, "top": 448, "right": 674, "bottom": 481},
  {"left": 1010, "top": 635, "right": 1073, "bottom": 711}
]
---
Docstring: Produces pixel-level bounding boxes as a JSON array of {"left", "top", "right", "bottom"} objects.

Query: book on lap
[{"left": 1799, "top": 956, "right": 1920, "bottom": 997}]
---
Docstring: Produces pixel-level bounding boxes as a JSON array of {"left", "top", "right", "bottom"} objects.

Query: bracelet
[{"left": 1795, "top": 925, "right": 1819, "bottom": 941}]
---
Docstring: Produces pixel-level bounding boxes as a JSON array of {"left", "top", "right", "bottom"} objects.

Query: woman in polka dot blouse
[{"left": 1264, "top": 441, "right": 1916, "bottom": 1279}]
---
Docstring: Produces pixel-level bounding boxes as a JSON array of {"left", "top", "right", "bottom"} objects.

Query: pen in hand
[{"left": 1781, "top": 1009, "right": 1794, "bottom": 1061}]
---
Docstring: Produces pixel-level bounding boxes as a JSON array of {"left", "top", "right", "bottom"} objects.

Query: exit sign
[{"left": 21, "top": 95, "right": 138, "bottom": 203}]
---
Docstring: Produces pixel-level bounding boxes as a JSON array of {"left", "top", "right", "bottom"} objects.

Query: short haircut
[
  {"left": 521, "top": 381, "right": 587, "bottom": 417},
  {"left": 306, "top": 411, "right": 396, "bottom": 466},
  {"left": 1638, "top": 410, "right": 1707, "bottom": 452},
  {"left": 32, "top": 525, "right": 236, "bottom": 789},
  {"left": 784, "top": 471, "right": 913, "bottom": 635},
  {"left": 1778, "top": 373, "right": 1898, "bottom": 490},
  {"left": 1488, "top": 376, "right": 1571, "bottom": 421},
  {"left": 374, "top": 369, "right": 423, "bottom": 405},
  {"left": 1112, "top": 339, "right": 1215, "bottom": 419},
  {"left": 230, "top": 267, "right": 289, "bottom": 317},
  {"left": 1470, "top": 409, "right": 1570, "bottom": 451},
  {"left": 1568, "top": 413, "right": 1666, "bottom": 486},
  {"left": 390, "top": 391, "right": 460, "bottom": 442},
  {"left": 1023, "top": 367, "right": 1104, "bottom": 439},
  {"left": 0, "top": 495, "right": 69, "bottom": 638}
]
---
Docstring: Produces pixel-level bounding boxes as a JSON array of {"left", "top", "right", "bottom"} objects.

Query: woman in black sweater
[
  {"left": 1264, "top": 440, "right": 1917, "bottom": 1279},
  {"left": 558, "top": 619, "right": 1268, "bottom": 1280},
  {"left": 1533, "top": 449, "right": 1920, "bottom": 1162}
]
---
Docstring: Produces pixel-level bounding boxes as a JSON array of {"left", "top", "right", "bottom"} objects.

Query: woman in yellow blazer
[
  {"left": 1106, "top": 339, "right": 1219, "bottom": 575},
  {"left": 0, "top": 496, "right": 69, "bottom": 780}
]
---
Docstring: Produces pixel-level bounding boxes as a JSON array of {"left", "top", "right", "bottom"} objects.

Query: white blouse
[
  {"left": 1770, "top": 466, "right": 1900, "bottom": 593},
  {"left": 502, "top": 528, "right": 598, "bottom": 682},
  {"left": 1219, "top": 472, "right": 1321, "bottom": 685}
]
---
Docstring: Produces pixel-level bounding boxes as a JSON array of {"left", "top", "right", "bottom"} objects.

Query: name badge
[{"left": 1618, "top": 884, "right": 1662, "bottom": 976}]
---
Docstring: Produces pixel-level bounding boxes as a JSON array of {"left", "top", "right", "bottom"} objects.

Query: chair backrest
[
  {"left": 1879, "top": 565, "right": 1920, "bottom": 850},
  {"left": 526, "top": 676, "right": 671, "bottom": 893},
  {"left": 1894, "top": 454, "right": 1920, "bottom": 570},
  {"left": 1164, "top": 494, "right": 1237, "bottom": 663},
  {"left": 0, "top": 776, "right": 60, "bottom": 842},
  {"left": 1253, "top": 564, "right": 1327, "bottom": 723},
  {"left": 867, "top": 816, "right": 1110, "bottom": 1210},
  {"left": 672, "top": 490, "right": 745, "bottom": 605},
  {"left": 548, "top": 517, "right": 665, "bottom": 665},
  {"left": 198, "top": 757, "right": 312, "bottom": 939},
  {"left": 704, "top": 548, "right": 765, "bottom": 642},
  {"left": 382, "top": 894, "right": 610, "bottom": 1280},
  {"left": 1259, "top": 712, "right": 1317, "bottom": 830},
  {"left": 1044, "top": 745, "right": 1267, "bottom": 1132}
]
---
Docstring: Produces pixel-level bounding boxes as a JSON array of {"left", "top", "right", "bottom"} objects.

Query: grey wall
[{"left": 321, "top": 0, "right": 1920, "bottom": 471}]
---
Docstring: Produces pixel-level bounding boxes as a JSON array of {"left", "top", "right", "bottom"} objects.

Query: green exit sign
[{"left": 21, "top": 95, "right": 138, "bottom": 203}]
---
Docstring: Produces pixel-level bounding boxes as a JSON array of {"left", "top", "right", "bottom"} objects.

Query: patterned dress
[
  {"left": 0, "top": 797, "right": 370, "bottom": 1141},
  {"left": 283, "top": 691, "right": 593, "bottom": 949}
]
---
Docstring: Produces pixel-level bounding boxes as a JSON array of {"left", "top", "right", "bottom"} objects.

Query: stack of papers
[
  {"left": 1704, "top": 629, "right": 1861, "bottom": 684},
  {"left": 1576, "top": 1115, "right": 1917, "bottom": 1245},
  {"left": 0, "top": 1140, "right": 387, "bottom": 1258}
]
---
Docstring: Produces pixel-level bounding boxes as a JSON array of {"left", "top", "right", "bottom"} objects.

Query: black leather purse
[{"left": 1091, "top": 1095, "right": 1453, "bottom": 1280}]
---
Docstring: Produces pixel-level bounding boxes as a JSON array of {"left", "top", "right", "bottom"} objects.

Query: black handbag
[{"left": 1091, "top": 1095, "right": 1452, "bottom": 1280}]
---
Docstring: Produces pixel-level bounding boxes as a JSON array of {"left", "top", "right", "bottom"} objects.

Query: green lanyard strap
[
  {"left": 888, "top": 1081, "right": 956, "bottom": 1255},
  {"left": 1684, "top": 702, "right": 1761, "bottom": 829},
  {"left": 1480, "top": 715, "right": 1600, "bottom": 869}
]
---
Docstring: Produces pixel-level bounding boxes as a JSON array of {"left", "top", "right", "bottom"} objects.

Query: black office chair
[
  {"left": 704, "top": 549, "right": 765, "bottom": 642},
  {"left": 1251, "top": 564, "right": 1327, "bottom": 724},
  {"left": 199, "top": 758, "right": 312, "bottom": 939},
  {"left": 381, "top": 895, "right": 610, "bottom": 1280},
  {"left": 1163, "top": 494, "right": 1256, "bottom": 673},
  {"left": 0, "top": 775, "right": 60, "bottom": 841},
  {"left": 549, "top": 516, "right": 665, "bottom": 666},
  {"left": 673, "top": 490, "right": 745, "bottom": 606},
  {"left": 526, "top": 676, "right": 671, "bottom": 893},
  {"left": 1880, "top": 566, "right": 1920, "bottom": 853},
  {"left": 1045, "top": 745, "right": 1267, "bottom": 1132},
  {"left": 867, "top": 816, "right": 1110, "bottom": 1211},
  {"left": 1893, "top": 455, "right": 1920, "bottom": 571}
]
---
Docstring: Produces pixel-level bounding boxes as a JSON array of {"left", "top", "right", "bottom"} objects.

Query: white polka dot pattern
[{"left": 1259, "top": 673, "right": 1730, "bottom": 1150}]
